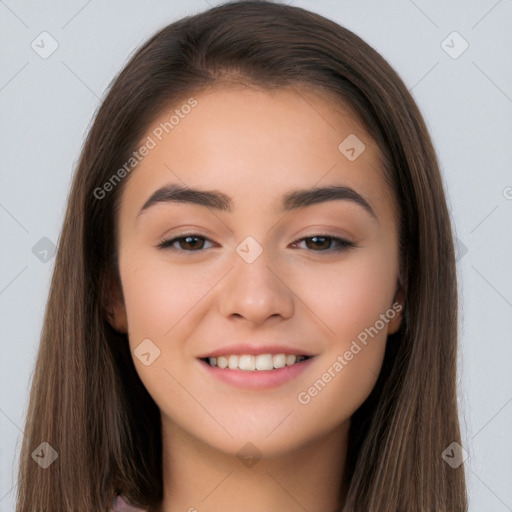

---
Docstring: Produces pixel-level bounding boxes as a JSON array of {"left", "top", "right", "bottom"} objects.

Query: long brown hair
[{"left": 16, "top": 1, "right": 467, "bottom": 510}]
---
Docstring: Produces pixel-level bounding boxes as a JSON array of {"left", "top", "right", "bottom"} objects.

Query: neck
[{"left": 155, "top": 417, "right": 350, "bottom": 512}]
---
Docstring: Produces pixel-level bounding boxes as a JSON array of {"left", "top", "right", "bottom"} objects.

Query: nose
[{"left": 217, "top": 245, "right": 295, "bottom": 326}]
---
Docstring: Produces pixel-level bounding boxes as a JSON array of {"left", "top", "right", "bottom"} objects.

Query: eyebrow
[{"left": 137, "top": 183, "right": 377, "bottom": 219}]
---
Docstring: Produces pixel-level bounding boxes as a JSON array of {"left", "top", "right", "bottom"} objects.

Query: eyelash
[{"left": 157, "top": 233, "right": 356, "bottom": 254}]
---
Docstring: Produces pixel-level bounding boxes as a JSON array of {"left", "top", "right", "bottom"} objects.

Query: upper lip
[{"left": 197, "top": 343, "right": 317, "bottom": 358}]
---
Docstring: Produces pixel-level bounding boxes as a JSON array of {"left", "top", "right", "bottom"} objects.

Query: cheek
[
  {"left": 292, "top": 250, "right": 398, "bottom": 343},
  {"left": 119, "top": 253, "right": 214, "bottom": 347},
  {"left": 290, "top": 251, "right": 397, "bottom": 407},
  {"left": 118, "top": 255, "right": 213, "bottom": 416}
]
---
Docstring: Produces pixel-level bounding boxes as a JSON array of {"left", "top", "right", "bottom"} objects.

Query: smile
[
  {"left": 199, "top": 354, "right": 315, "bottom": 390},
  {"left": 204, "top": 353, "right": 311, "bottom": 371}
]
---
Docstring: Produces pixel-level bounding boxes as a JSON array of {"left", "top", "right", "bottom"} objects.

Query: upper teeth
[{"left": 207, "top": 354, "right": 308, "bottom": 371}]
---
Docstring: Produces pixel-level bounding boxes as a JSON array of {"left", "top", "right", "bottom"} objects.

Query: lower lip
[{"left": 198, "top": 357, "right": 315, "bottom": 389}]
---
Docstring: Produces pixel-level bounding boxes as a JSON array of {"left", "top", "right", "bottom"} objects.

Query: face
[{"left": 110, "top": 85, "right": 403, "bottom": 457}]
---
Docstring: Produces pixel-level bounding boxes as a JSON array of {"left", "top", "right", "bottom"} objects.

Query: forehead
[{"left": 118, "top": 84, "right": 394, "bottom": 223}]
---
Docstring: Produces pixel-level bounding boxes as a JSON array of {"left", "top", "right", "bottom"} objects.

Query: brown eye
[
  {"left": 177, "top": 235, "right": 206, "bottom": 250},
  {"left": 291, "top": 235, "right": 355, "bottom": 252},
  {"left": 158, "top": 233, "right": 355, "bottom": 254},
  {"left": 305, "top": 236, "right": 331, "bottom": 250},
  {"left": 158, "top": 234, "right": 213, "bottom": 251}
]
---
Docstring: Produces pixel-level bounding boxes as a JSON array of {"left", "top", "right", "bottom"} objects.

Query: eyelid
[{"left": 157, "top": 232, "right": 216, "bottom": 251}]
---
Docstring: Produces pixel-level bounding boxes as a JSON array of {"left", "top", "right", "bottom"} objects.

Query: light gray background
[{"left": 1, "top": 1, "right": 511, "bottom": 510}]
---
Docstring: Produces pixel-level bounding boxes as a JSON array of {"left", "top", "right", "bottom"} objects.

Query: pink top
[{"left": 110, "top": 494, "right": 149, "bottom": 512}]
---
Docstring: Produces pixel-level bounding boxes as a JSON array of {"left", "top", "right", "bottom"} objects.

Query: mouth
[{"left": 201, "top": 353, "right": 313, "bottom": 371}]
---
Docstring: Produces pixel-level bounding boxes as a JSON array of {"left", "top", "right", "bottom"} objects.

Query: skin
[{"left": 109, "top": 84, "right": 404, "bottom": 512}]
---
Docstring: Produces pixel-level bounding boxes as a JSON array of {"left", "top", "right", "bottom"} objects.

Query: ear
[
  {"left": 387, "top": 280, "right": 405, "bottom": 335},
  {"left": 103, "top": 270, "right": 128, "bottom": 334}
]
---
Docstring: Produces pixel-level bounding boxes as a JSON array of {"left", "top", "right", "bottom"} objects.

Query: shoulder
[{"left": 109, "top": 494, "right": 149, "bottom": 512}]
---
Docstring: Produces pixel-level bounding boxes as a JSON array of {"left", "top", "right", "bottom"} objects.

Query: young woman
[{"left": 16, "top": 1, "right": 468, "bottom": 511}]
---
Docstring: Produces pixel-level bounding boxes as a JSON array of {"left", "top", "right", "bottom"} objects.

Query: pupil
[
  {"left": 184, "top": 236, "right": 201, "bottom": 249},
  {"left": 309, "top": 236, "right": 329, "bottom": 250}
]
